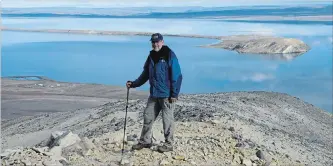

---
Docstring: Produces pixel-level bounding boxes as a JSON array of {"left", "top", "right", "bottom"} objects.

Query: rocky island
[
  {"left": 200, "top": 35, "right": 311, "bottom": 56},
  {"left": 1, "top": 77, "right": 332, "bottom": 166}
]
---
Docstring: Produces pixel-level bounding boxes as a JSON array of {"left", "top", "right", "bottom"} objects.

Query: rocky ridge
[{"left": 1, "top": 91, "right": 332, "bottom": 166}]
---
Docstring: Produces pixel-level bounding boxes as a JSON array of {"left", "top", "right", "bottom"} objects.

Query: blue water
[
  {"left": 1, "top": 5, "right": 332, "bottom": 112},
  {"left": 220, "top": 20, "right": 332, "bottom": 25},
  {"left": 2, "top": 5, "right": 332, "bottom": 18},
  {"left": 2, "top": 31, "right": 332, "bottom": 112},
  {"left": 3, "top": 17, "right": 332, "bottom": 37},
  {"left": 2, "top": 5, "right": 332, "bottom": 26}
]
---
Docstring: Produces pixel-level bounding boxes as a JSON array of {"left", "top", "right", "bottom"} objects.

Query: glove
[{"left": 126, "top": 81, "right": 133, "bottom": 89}]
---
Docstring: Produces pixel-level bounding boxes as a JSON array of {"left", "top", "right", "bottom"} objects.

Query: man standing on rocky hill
[{"left": 126, "top": 33, "right": 183, "bottom": 153}]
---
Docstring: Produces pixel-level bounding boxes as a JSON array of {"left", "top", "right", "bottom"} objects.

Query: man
[{"left": 126, "top": 33, "right": 182, "bottom": 153}]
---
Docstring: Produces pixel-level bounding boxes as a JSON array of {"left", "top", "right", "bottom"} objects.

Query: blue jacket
[{"left": 131, "top": 45, "right": 183, "bottom": 98}]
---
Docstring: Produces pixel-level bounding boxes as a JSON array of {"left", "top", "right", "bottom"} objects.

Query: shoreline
[
  {"left": 1, "top": 26, "right": 302, "bottom": 41},
  {"left": 1, "top": 27, "right": 223, "bottom": 39}
]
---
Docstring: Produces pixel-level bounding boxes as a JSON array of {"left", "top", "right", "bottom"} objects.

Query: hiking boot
[
  {"left": 131, "top": 143, "right": 152, "bottom": 150},
  {"left": 157, "top": 143, "right": 173, "bottom": 153}
]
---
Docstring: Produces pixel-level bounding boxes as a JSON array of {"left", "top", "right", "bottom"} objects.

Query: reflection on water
[
  {"left": 235, "top": 52, "right": 306, "bottom": 61},
  {"left": 4, "top": 76, "right": 44, "bottom": 81}
]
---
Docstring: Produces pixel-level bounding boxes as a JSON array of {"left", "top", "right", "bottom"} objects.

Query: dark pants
[{"left": 139, "top": 97, "right": 175, "bottom": 145}]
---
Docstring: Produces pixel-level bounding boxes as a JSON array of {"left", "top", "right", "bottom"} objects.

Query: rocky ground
[
  {"left": 1, "top": 76, "right": 146, "bottom": 120},
  {"left": 1, "top": 77, "right": 332, "bottom": 166}
]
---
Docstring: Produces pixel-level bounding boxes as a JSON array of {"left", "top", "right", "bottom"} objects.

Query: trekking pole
[{"left": 122, "top": 87, "right": 130, "bottom": 155}]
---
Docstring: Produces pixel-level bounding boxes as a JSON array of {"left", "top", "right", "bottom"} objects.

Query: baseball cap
[{"left": 150, "top": 33, "right": 163, "bottom": 42}]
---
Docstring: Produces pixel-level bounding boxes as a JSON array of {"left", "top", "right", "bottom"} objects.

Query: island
[{"left": 200, "top": 35, "right": 311, "bottom": 56}]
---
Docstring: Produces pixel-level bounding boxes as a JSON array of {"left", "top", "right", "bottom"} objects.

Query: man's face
[{"left": 151, "top": 40, "right": 164, "bottom": 52}]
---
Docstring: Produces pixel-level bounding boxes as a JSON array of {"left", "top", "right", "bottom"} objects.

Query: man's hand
[
  {"left": 126, "top": 81, "right": 132, "bottom": 89},
  {"left": 169, "top": 97, "right": 177, "bottom": 103}
]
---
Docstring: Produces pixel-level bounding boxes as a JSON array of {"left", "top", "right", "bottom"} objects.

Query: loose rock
[
  {"left": 242, "top": 159, "right": 253, "bottom": 166},
  {"left": 160, "top": 160, "right": 170, "bottom": 166},
  {"left": 50, "top": 131, "right": 81, "bottom": 149},
  {"left": 256, "top": 150, "right": 265, "bottom": 160},
  {"left": 173, "top": 155, "right": 185, "bottom": 160}
]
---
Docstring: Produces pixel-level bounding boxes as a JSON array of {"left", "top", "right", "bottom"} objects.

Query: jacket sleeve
[
  {"left": 169, "top": 51, "right": 183, "bottom": 98},
  {"left": 131, "top": 57, "right": 149, "bottom": 88}
]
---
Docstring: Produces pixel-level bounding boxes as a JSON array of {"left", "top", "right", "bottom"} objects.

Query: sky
[{"left": 1, "top": 0, "right": 332, "bottom": 8}]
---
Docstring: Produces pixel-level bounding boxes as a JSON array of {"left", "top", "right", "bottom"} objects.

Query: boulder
[{"left": 49, "top": 131, "right": 81, "bottom": 149}]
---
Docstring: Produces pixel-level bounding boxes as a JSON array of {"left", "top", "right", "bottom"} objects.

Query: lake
[{"left": 1, "top": 5, "right": 332, "bottom": 112}]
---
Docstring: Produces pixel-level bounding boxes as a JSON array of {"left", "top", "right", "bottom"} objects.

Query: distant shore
[{"left": 1, "top": 27, "right": 222, "bottom": 39}]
